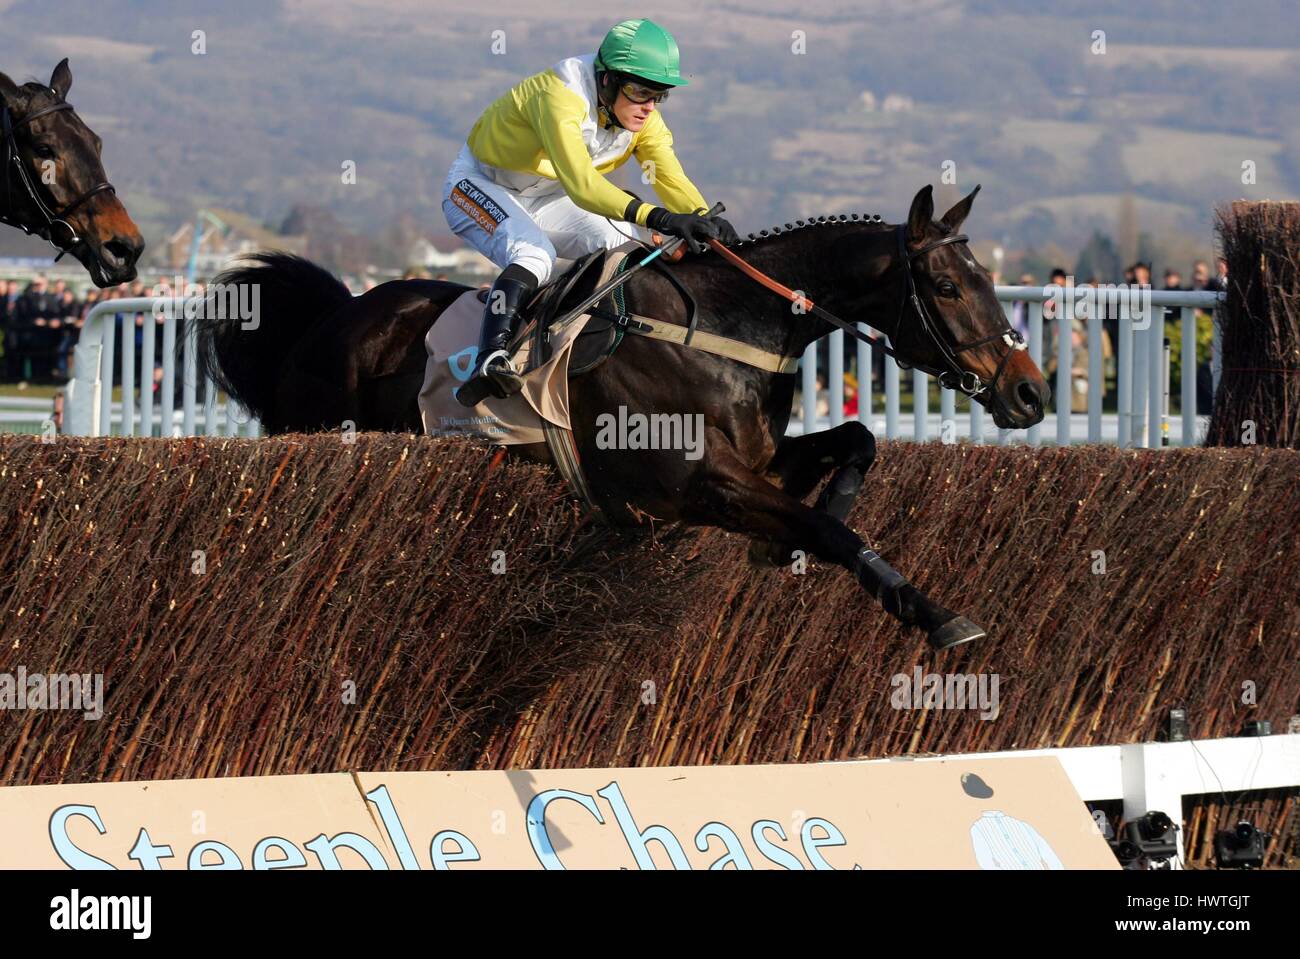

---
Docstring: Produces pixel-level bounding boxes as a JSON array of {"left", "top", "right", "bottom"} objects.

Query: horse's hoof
[
  {"left": 747, "top": 540, "right": 779, "bottom": 566},
  {"left": 927, "top": 616, "right": 985, "bottom": 650},
  {"left": 754, "top": 537, "right": 800, "bottom": 566}
]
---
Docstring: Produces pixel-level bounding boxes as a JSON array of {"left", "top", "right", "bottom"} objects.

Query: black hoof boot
[
  {"left": 815, "top": 467, "right": 864, "bottom": 522},
  {"left": 927, "top": 615, "right": 986, "bottom": 650}
]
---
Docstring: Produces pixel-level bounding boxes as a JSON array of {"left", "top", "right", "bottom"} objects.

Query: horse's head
[
  {"left": 888, "top": 185, "right": 1048, "bottom": 429},
  {"left": 0, "top": 59, "right": 143, "bottom": 287}
]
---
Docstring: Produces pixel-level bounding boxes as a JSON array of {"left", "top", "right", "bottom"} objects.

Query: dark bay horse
[
  {"left": 0, "top": 59, "right": 143, "bottom": 286},
  {"left": 199, "top": 185, "right": 1048, "bottom": 648}
]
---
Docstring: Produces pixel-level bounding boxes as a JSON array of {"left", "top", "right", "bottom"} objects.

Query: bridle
[
  {"left": 0, "top": 94, "right": 116, "bottom": 261},
  {"left": 707, "top": 223, "right": 1028, "bottom": 413},
  {"left": 890, "top": 225, "right": 1026, "bottom": 406}
]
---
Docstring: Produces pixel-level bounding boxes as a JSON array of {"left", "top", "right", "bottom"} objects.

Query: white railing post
[
  {"left": 828, "top": 329, "right": 844, "bottom": 429},
  {"left": 98, "top": 313, "right": 116, "bottom": 438},
  {"left": 1133, "top": 309, "right": 1148, "bottom": 448},
  {"left": 1148, "top": 296, "right": 1164, "bottom": 448},
  {"left": 183, "top": 314, "right": 198, "bottom": 436},
  {"left": 801, "top": 343, "right": 817, "bottom": 433},
  {"left": 65, "top": 302, "right": 110, "bottom": 436},
  {"left": 1181, "top": 307, "right": 1196, "bottom": 446},
  {"left": 119, "top": 310, "right": 135, "bottom": 437},
  {"left": 1026, "top": 301, "right": 1043, "bottom": 446},
  {"left": 1087, "top": 312, "right": 1102, "bottom": 444},
  {"left": 1057, "top": 297, "right": 1072, "bottom": 446},
  {"left": 140, "top": 310, "right": 156, "bottom": 437},
  {"left": 885, "top": 348, "right": 900, "bottom": 439},
  {"left": 88, "top": 344, "right": 102, "bottom": 434},
  {"left": 913, "top": 369, "right": 928, "bottom": 442},
  {"left": 1211, "top": 301, "right": 1223, "bottom": 404},
  {"left": 1118, "top": 313, "right": 1133, "bottom": 448},
  {"left": 856, "top": 323, "right": 872, "bottom": 428},
  {"left": 161, "top": 307, "right": 177, "bottom": 437}
]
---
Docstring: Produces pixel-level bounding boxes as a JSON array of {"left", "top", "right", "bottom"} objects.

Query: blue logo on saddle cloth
[
  {"left": 450, "top": 178, "right": 509, "bottom": 235},
  {"left": 447, "top": 346, "right": 478, "bottom": 383}
]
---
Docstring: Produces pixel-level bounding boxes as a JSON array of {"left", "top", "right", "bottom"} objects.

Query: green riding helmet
[{"left": 594, "top": 18, "right": 688, "bottom": 87}]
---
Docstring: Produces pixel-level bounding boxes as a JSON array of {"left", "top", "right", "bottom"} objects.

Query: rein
[
  {"left": 0, "top": 97, "right": 116, "bottom": 260},
  {"left": 706, "top": 225, "right": 1027, "bottom": 405}
]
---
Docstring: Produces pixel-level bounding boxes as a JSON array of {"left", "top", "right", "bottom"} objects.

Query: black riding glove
[
  {"left": 646, "top": 208, "right": 721, "bottom": 253},
  {"left": 711, "top": 215, "right": 740, "bottom": 247}
]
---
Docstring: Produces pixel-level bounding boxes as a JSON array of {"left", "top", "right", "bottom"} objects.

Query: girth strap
[
  {"left": 594, "top": 308, "right": 802, "bottom": 374},
  {"left": 525, "top": 251, "right": 629, "bottom": 518}
]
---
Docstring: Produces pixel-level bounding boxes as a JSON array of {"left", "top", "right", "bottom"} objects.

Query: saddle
[
  {"left": 498, "top": 245, "right": 698, "bottom": 377},
  {"left": 417, "top": 243, "right": 672, "bottom": 452}
]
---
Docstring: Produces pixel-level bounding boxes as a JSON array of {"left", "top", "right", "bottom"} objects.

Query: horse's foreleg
[
  {"left": 750, "top": 421, "right": 877, "bottom": 565},
  {"left": 689, "top": 447, "right": 983, "bottom": 650}
]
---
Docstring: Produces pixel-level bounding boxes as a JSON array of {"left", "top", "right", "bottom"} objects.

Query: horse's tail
[{"left": 195, "top": 251, "right": 352, "bottom": 424}]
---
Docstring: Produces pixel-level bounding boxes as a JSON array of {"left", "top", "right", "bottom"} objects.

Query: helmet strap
[{"left": 595, "top": 69, "right": 624, "bottom": 129}]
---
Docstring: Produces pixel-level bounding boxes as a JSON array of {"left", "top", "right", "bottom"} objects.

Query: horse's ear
[
  {"left": 907, "top": 185, "right": 934, "bottom": 244},
  {"left": 940, "top": 184, "right": 981, "bottom": 234},
  {"left": 49, "top": 58, "right": 72, "bottom": 100},
  {"left": 0, "top": 71, "right": 19, "bottom": 104}
]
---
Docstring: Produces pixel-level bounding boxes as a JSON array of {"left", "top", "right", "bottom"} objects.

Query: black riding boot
[{"left": 455, "top": 266, "right": 537, "bottom": 407}]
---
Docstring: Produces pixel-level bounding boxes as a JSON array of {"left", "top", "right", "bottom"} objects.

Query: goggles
[{"left": 619, "top": 79, "right": 670, "bottom": 104}]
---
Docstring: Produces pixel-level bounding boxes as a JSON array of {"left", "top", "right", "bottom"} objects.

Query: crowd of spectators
[{"left": 0, "top": 276, "right": 198, "bottom": 386}]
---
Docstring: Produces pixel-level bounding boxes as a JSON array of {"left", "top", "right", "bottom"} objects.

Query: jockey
[{"left": 444, "top": 17, "right": 739, "bottom": 407}]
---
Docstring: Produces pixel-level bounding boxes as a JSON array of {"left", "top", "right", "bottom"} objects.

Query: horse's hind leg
[
  {"left": 690, "top": 441, "right": 982, "bottom": 650},
  {"left": 749, "top": 421, "right": 877, "bottom": 565}
]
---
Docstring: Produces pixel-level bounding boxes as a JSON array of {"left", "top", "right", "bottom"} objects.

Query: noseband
[
  {"left": 0, "top": 96, "right": 116, "bottom": 260},
  {"left": 892, "top": 225, "right": 1026, "bottom": 407}
]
